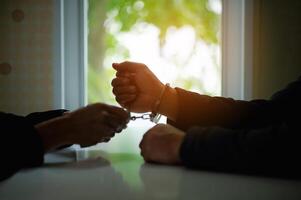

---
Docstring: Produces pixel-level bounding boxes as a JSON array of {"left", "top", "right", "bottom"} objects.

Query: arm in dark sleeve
[
  {"left": 0, "top": 109, "right": 67, "bottom": 181},
  {"left": 0, "top": 112, "right": 44, "bottom": 181},
  {"left": 168, "top": 88, "right": 273, "bottom": 131},
  {"left": 168, "top": 76, "right": 301, "bottom": 131},
  {"left": 26, "top": 109, "right": 68, "bottom": 125},
  {"left": 180, "top": 123, "right": 301, "bottom": 178}
]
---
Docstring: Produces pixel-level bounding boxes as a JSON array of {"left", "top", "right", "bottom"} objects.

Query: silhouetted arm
[
  {"left": 180, "top": 122, "right": 301, "bottom": 178},
  {"left": 176, "top": 76, "right": 301, "bottom": 177},
  {"left": 168, "top": 76, "right": 301, "bottom": 131},
  {"left": 0, "top": 110, "right": 66, "bottom": 181}
]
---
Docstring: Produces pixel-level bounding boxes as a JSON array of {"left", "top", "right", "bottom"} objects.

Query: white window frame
[
  {"left": 54, "top": 0, "right": 253, "bottom": 110},
  {"left": 53, "top": 0, "right": 87, "bottom": 110},
  {"left": 222, "top": 0, "right": 253, "bottom": 100}
]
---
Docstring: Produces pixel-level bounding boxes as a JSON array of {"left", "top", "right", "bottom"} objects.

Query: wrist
[
  {"left": 157, "top": 85, "right": 178, "bottom": 121},
  {"left": 151, "top": 82, "right": 165, "bottom": 112},
  {"left": 150, "top": 83, "right": 169, "bottom": 122},
  {"left": 35, "top": 116, "right": 70, "bottom": 152}
]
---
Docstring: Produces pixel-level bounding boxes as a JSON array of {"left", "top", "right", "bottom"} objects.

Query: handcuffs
[{"left": 130, "top": 83, "right": 170, "bottom": 124}]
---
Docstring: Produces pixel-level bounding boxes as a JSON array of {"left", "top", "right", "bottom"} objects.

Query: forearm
[
  {"left": 167, "top": 88, "right": 273, "bottom": 131},
  {"left": 35, "top": 116, "right": 70, "bottom": 152},
  {"left": 180, "top": 123, "right": 301, "bottom": 178},
  {"left": 0, "top": 111, "right": 70, "bottom": 181},
  {"left": 0, "top": 113, "right": 44, "bottom": 181}
]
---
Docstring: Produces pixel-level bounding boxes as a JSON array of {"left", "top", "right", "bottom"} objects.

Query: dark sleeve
[
  {"left": 0, "top": 112, "right": 44, "bottom": 181},
  {"left": 180, "top": 123, "right": 301, "bottom": 178},
  {"left": 26, "top": 109, "right": 68, "bottom": 125},
  {"left": 168, "top": 88, "right": 273, "bottom": 131},
  {"left": 168, "top": 76, "right": 301, "bottom": 131},
  {"left": 0, "top": 110, "right": 67, "bottom": 181}
]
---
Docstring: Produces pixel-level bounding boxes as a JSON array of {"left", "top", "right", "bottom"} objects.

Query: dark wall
[{"left": 253, "top": 0, "right": 301, "bottom": 99}]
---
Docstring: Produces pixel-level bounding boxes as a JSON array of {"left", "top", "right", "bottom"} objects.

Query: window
[
  {"left": 54, "top": 0, "right": 252, "bottom": 152},
  {"left": 86, "top": 0, "right": 222, "bottom": 152},
  {"left": 88, "top": 0, "right": 222, "bottom": 105}
]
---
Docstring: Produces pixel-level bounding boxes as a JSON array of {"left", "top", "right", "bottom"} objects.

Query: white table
[{"left": 1, "top": 125, "right": 301, "bottom": 200}]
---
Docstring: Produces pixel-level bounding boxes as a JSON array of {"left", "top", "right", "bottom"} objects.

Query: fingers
[
  {"left": 112, "top": 61, "right": 145, "bottom": 73},
  {"left": 119, "top": 102, "right": 131, "bottom": 111},
  {"left": 91, "top": 103, "right": 129, "bottom": 124},
  {"left": 112, "top": 77, "right": 137, "bottom": 105},
  {"left": 139, "top": 124, "right": 169, "bottom": 163},
  {"left": 101, "top": 137, "right": 111, "bottom": 143},
  {"left": 68, "top": 103, "right": 131, "bottom": 147},
  {"left": 96, "top": 105, "right": 130, "bottom": 135},
  {"left": 95, "top": 122, "right": 116, "bottom": 136},
  {"left": 80, "top": 143, "right": 98, "bottom": 148},
  {"left": 103, "top": 105, "right": 130, "bottom": 124},
  {"left": 112, "top": 68, "right": 139, "bottom": 109},
  {"left": 104, "top": 114, "right": 127, "bottom": 133},
  {"left": 139, "top": 128, "right": 153, "bottom": 162},
  {"left": 116, "top": 71, "right": 131, "bottom": 78},
  {"left": 111, "top": 77, "right": 130, "bottom": 87},
  {"left": 139, "top": 140, "right": 150, "bottom": 162},
  {"left": 112, "top": 85, "right": 137, "bottom": 95},
  {"left": 115, "top": 94, "right": 136, "bottom": 105}
]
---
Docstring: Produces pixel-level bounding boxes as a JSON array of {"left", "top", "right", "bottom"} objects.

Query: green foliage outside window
[{"left": 88, "top": 0, "right": 221, "bottom": 104}]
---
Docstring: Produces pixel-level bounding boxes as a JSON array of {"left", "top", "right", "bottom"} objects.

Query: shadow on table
[{"left": 23, "top": 150, "right": 141, "bottom": 200}]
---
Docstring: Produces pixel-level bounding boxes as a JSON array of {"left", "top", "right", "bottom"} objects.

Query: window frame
[
  {"left": 54, "top": 0, "right": 253, "bottom": 109},
  {"left": 222, "top": 0, "right": 253, "bottom": 100},
  {"left": 53, "top": 0, "right": 87, "bottom": 110}
]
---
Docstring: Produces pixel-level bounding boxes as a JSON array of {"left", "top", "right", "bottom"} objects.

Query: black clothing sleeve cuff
[{"left": 26, "top": 109, "right": 68, "bottom": 125}]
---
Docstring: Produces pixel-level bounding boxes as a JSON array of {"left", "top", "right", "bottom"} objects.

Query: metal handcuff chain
[{"left": 129, "top": 83, "right": 170, "bottom": 124}]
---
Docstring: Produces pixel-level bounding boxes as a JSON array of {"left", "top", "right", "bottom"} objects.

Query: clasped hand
[
  {"left": 35, "top": 103, "right": 130, "bottom": 152},
  {"left": 112, "top": 61, "right": 185, "bottom": 165}
]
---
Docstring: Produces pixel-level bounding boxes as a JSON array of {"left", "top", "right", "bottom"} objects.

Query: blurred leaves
[
  {"left": 88, "top": 0, "right": 221, "bottom": 103},
  {"left": 105, "top": 0, "right": 220, "bottom": 43}
]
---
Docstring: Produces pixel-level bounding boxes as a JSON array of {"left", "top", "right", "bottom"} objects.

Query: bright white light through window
[{"left": 88, "top": 0, "right": 222, "bottom": 153}]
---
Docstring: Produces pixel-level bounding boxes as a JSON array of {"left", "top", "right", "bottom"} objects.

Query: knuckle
[
  {"left": 111, "top": 79, "right": 116, "bottom": 86},
  {"left": 112, "top": 87, "right": 117, "bottom": 95},
  {"left": 103, "top": 127, "right": 114, "bottom": 136},
  {"left": 140, "top": 150, "right": 147, "bottom": 160},
  {"left": 116, "top": 71, "right": 121, "bottom": 77},
  {"left": 143, "top": 154, "right": 151, "bottom": 162},
  {"left": 139, "top": 140, "right": 144, "bottom": 149},
  {"left": 92, "top": 103, "right": 104, "bottom": 109},
  {"left": 115, "top": 96, "right": 122, "bottom": 103},
  {"left": 115, "top": 106, "right": 125, "bottom": 114}
]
